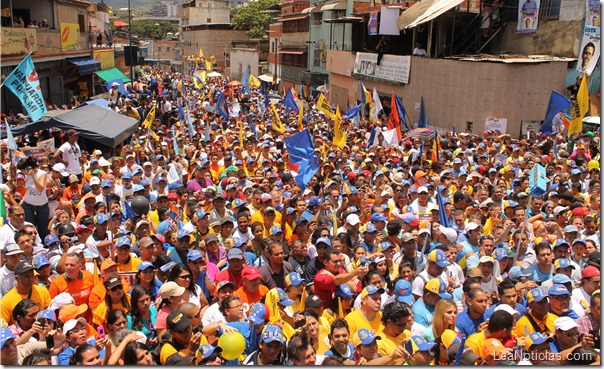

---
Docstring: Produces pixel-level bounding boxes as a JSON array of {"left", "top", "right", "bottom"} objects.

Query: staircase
[{"left": 440, "top": 12, "right": 507, "bottom": 57}]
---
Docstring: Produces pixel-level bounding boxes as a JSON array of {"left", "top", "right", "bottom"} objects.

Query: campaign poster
[
  {"left": 484, "top": 116, "right": 507, "bottom": 134},
  {"left": 516, "top": 0, "right": 540, "bottom": 33},
  {"left": 585, "top": 0, "right": 600, "bottom": 26},
  {"left": 368, "top": 12, "right": 378, "bottom": 35},
  {"left": 576, "top": 26, "right": 600, "bottom": 76}
]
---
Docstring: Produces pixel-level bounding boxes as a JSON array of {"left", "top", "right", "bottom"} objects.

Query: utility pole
[{"left": 128, "top": 0, "right": 133, "bottom": 81}]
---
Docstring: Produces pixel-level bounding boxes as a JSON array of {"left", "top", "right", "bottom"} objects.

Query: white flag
[{"left": 381, "top": 128, "right": 399, "bottom": 147}]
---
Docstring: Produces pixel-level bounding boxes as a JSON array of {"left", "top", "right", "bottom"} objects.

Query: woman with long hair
[
  {"left": 421, "top": 298, "right": 458, "bottom": 342},
  {"left": 132, "top": 263, "right": 162, "bottom": 303},
  {"left": 19, "top": 156, "right": 50, "bottom": 240},
  {"left": 155, "top": 281, "right": 185, "bottom": 340},
  {"left": 92, "top": 276, "right": 131, "bottom": 327},
  {"left": 126, "top": 285, "right": 158, "bottom": 348},
  {"left": 69, "top": 343, "right": 102, "bottom": 365},
  {"left": 323, "top": 284, "right": 355, "bottom": 326},
  {"left": 167, "top": 263, "right": 207, "bottom": 308},
  {"left": 348, "top": 245, "right": 368, "bottom": 270},
  {"left": 123, "top": 341, "right": 154, "bottom": 365},
  {"left": 369, "top": 256, "right": 393, "bottom": 293}
]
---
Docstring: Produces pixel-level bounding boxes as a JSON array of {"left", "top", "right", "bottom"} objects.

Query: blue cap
[
  {"left": 554, "top": 258, "right": 576, "bottom": 270},
  {"left": 493, "top": 248, "right": 509, "bottom": 261},
  {"left": 246, "top": 157, "right": 255, "bottom": 163},
  {"left": 194, "top": 209, "right": 209, "bottom": 221},
  {"left": 294, "top": 217, "right": 308, "bottom": 226},
  {"left": 187, "top": 249, "right": 204, "bottom": 261},
  {"left": 308, "top": 196, "right": 322, "bottom": 207},
  {"left": 122, "top": 172, "right": 133, "bottom": 179},
  {"left": 370, "top": 212, "right": 388, "bottom": 222},
  {"left": 527, "top": 288, "right": 548, "bottom": 303},
  {"left": 348, "top": 186, "right": 359, "bottom": 195},
  {"left": 316, "top": 237, "right": 331, "bottom": 247},
  {"left": 270, "top": 225, "right": 283, "bottom": 235},
  {"left": 335, "top": 284, "right": 355, "bottom": 298},
  {"left": 347, "top": 206, "right": 360, "bottom": 213},
  {"left": 0, "top": 327, "right": 17, "bottom": 349},
  {"left": 564, "top": 225, "right": 578, "bottom": 233},
  {"left": 138, "top": 261, "right": 156, "bottom": 271},
  {"left": 429, "top": 249, "right": 450, "bottom": 268},
  {"left": 197, "top": 344, "right": 222, "bottom": 360},
  {"left": 364, "top": 223, "right": 378, "bottom": 233},
  {"left": 233, "top": 198, "right": 248, "bottom": 208},
  {"left": 276, "top": 288, "right": 294, "bottom": 306},
  {"left": 101, "top": 180, "right": 112, "bottom": 188},
  {"left": 353, "top": 328, "right": 382, "bottom": 346},
  {"left": 571, "top": 168, "right": 581, "bottom": 175},
  {"left": 261, "top": 325, "right": 284, "bottom": 343},
  {"left": 552, "top": 274, "right": 572, "bottom": 284},
  {"left": 554, "top": 239, "right": 570, "bottom": 248},
  {"left": 508, "top": 266, "right": 530, "bottom": 280},
  {"left": 231, "top": 237, "right": 245, "bottom": 248},
  {"left": 156, "top": 176, "right": 167, "bottom": 183},
  {"left": 526, "top": 332, "right": 552, "bottom": 349},
  {"left": 286, "top": 207, "right": 297, "bottom": 215},
  {"left": 409, "top": 336, "right": 437, "bottom": 353},
  {"left": 361, "top": 284, "right": 385, "bottom": 298},
  {"left": 285, "top": 272, "right": 304, "bottom": 287},
  {"left": 33, "top": 255, "right": 50, "bottom": 269},
  {"left": 37, "top": 309, "right": 56, "bottom": 322},
  {"left": 117, "top": 236, "right": 131, "bottom": 248},
  {"left": 44, "top": 234, "right": 59, "bottom": 246},
  {"left": 395, "top": 279, "right": 414, "bottom": 304},
  {"left": 573, "top": 238, "right": 586, "bottom": 245},
  {"left": 216, "top": 280, "right": 235, "bottom": 292},
  {"left": 133, "top": 184, "right": 145, "bottom": 192},
  {"left": 94, "top": 213, "right": 108, "bottom": 225},
  {"left": 248, "top": 303, "right": 268, "bottom": 325},
  {"left": 168, "top": 182, "right": 182, "bottom": 190},
  {"left": 177, "top": 228, "right": 191, "bottom": 239},
  {"left": 548, "top": 283, "right": 570, "bottom": 296}
]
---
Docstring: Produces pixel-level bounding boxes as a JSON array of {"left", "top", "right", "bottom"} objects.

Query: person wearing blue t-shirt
[
  {"left": 484, "top": 280, "right": 528, "bottom": 319},
  {"left": 455, "top": 288, "right": 488, "bottom": 339},
  {"left": 323, "top": 319, "right": 355, "bottom": 360},
  {"left": 412, "top": 278, "right": 452, "bottom": 329},
  {"left": 523, "top": 242, "right": 554, "bottom": 284}
]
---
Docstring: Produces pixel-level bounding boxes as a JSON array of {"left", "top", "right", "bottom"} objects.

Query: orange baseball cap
[
  {"left": 58, "top": 304, "right": 89, "bottom": 323},
  {"left": 101, "top": 259, "right": 118, "bottom": 272}
]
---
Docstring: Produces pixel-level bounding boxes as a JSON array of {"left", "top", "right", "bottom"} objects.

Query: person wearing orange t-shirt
[
  {"left": 88, "top": 259, "right": 131, "bottom": 312},
  {"left": 49, "top": 253, "right": 96, "bottom": 321},
  {"left": 234, "top": 267, "right": 268, "bottom": 314}
]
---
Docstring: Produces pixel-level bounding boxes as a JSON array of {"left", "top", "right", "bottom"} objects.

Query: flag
[
  {"left": 199, "top": 70, "right": 207, "bottom": 86},
  {"left": 123, "top": 200, "right": 136, "bottom": 220},
  {"left": 248, "top": 116, "right": 257, "bottom": 135},
  {"left": 3, "top": 54, "right": 47, "bottom": 122},
  {"left": 141, "top": 105, "right": 156, "bottom": 129},
  {"left": 394, "top": 94, "right": 409, "bottom": 131},
  {"left": 316, "top": 93, "right": 334, "bottom": 119},
  {"left": 297, "top": 100, "right": 304, "bottom": 130},
  {"left": 249, "top": 74, "right": 261, "bottom": 88},
  {"left": 238, "top": 119, "right": 245, "bottom": 146},
  {"left": 185, "top": 104, "right": 195, "bottom": 139},
  {"left": 431, "top": 132, "right": 441, "bottom": 163},
  {"left": 269, "top": 103, "right": 285, "bottom": 133},
  {"left": 149, "top": 128, "right": 160, "bottom": 142},
  {"left": 284, "top": 129, "right": 320, "bottom": 190},
  {"left": 216, "top": 92, "right": 229, "bottom": 120},
  {"left": 205, "top": 60, "right": 212, "bottom": 71},
  {"left": 541, "top": 91, "right": 571, "bottom": 135},
  {"left": 210, "top": 55, "right": 216, "bottom": 64},
  {"left": 171, "top": 128, "right": 179, "bottom": 155},
  {"left": 418, "top": 96, "right": 427, "bottom": 128},
  {"left": 368, "top": 126, "right": 380, "bottom": 148},
  {"left": 283, "top": 88, "right": 300, "bottom": 114},
  {"left": 199, "top": 48, "right": 204, "bottom": 58},
  {"left": 360, "top": 81, "right": 372, "bottom": 106},
  {"left": 5, "top": 120, "right": 18, "bottom": 151},
  {"left": 568, "top": 75, "right": 589, "bottom": 136},
  {"left": 352, "top": 113, "right": 360, "bottom": 127},
  {"left": 241, "top": 65, "right": 250, "bottom": 94},
  {"left": 436, "top": 186, "right": 450, "bottom": 228},
  {"left": 343, "top": 104, "right": 361, "bottom": 120},
  {"left": 333, "top": 106, "right": 346, "bottom": 149},
  {"left": 388, "top": 93, "right": 403, "bottom": 142},
  {"left": 381, "top": 128, "right": 399, "bottom": 147},
  {"left": 263, "top": 88, "right": 270, "bottom": 110},
  {"left": 372, "top": 87, "right": 383, "bottom": 113},
  {"left": 178, "top": 104, "right": 185, "bottom": 121},
  {"left": 167, "top": 162, "right": 180, "bottom": 184}
]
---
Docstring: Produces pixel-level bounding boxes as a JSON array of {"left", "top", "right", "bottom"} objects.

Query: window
[
  {"left": 538, "top": 0, "right": 560, "bottom": 20},
  {"left": 312, "top": 13, "right": 322, "bottom": 25},
  {"left": 78, "top": 14, "right": 85, "bottom": 33},
  {"left": 313, "top": 49, "right": 321, "bottom": 67},
  {"left": 207, "top": 18, "right": 211, "bottom": 23}
]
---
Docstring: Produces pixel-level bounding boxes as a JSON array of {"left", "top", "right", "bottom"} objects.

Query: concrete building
[
  {"left": 229, "top": 39, "right": 269, "bottom": 80},
  {"left": 151, "top": 1, "right": 180, "bottom": 18}
]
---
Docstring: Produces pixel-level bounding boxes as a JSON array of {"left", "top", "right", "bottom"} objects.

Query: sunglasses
[{"left": 110, "top": 285, "right": 124, "bottom": 291}]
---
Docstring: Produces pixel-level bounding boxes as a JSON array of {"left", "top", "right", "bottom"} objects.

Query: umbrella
[
  {"left": 227, "top": 81, "right": 242, "bottom": 87},
  {"left": 207, "top": 71, "right": 223, "bottom": 78},
  {"left": 409, "top": 128, "right": 436, "bottom": 140},
  {"left": 267, "top": 93, "right": 282, "bottom": 100},
  {"left": 583, "top": 116, "right": 600, "bottom": 124}
]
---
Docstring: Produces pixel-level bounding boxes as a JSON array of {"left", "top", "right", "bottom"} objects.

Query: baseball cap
[
  {"left": 582, "top": 266, "right": 600, "bottom": 279},
  {"left": 196, "top": 344, "right": 223, "bottom": 364},
  {"left": 424, "top": 278, "right": 452, "bottom": 299},
  {"left": 395, "top": 279, "right": 414, "bottom": 304},
  {"left": 205, "top": 234, "right": 219, "bottom": 244},
  {"left": 116, "top": 236, "right": 131, "bottom": 248},
  {"left": 493, "top": 304, "right": 519, "bottom": 317},
  {"left": 167, "top": 310, "right": 192, "bottom": 333},
  {"left": 352, "top": 328, "right": 382, "bottom": 347},
  {"left": 187, "top": 250, "right": 205, "bottom": 261},
  {"left": 361, "top": 284, "right": 385, "bottom": 298},
  {"left": 304, "top": 294, "right": 324, "bottom": 308},
  {"left": 316, "top": 237, "right": 331, "bottom": 248},
  {"left": 139, "top": 236, "right": 154, "bottom": 249},
  {"left": 479, "top": 256, "right": 495, "bottom": 264},
  {"left": 493, "top": 248, "right": 509, "bottom": 261},
  {"left": 270, "top": 225, "right": 283, "bottom": 235},
  {"left": 63, "top": 317, "right": 87, "bottom": 335},
  {"left": 159, "top": 281, "right": 186, "bottom": 299},
  {"left": 554, "top": 239, "right": 570, "bottom": 249},
  {"left": 33, "top": 255, "right": 50, "bottom": 269},
  {"left": 364, "top": 223, "right": 378, "bottom": 233},
  {"left": 408, "top": 336, "right": 436, "bottom": 353},
  {"left": 94, "top": 213, "right": 108, "bottom": 225},
  {"left": 3, "top": 243, "right": 24, "bottom": 256},
  {"left": 0, "top": 328, "right": 16, "bottom": 349},
  {"left": 464, "top": 222, "right": 481, "bottom": 233},
  {"left": 526, "top": 288, "right": 548, "bottom": 303},
  {"left": 564, "top": 225, "right": 578, "bottom": 233},
  {"left": 215, "top": 280, "right": 235, "bottom": 294},
  {"left": 285, "top": 272, "right": 304, "bottom": 287},
  {"left": 242, "top": 267, "right": 261, "bottom": 280},
  {"left": 100, "top": 259, "right": 117, "bottom": 272},
  {"left": 428, "top": 249, "right": 450, "bottom": 268},
  {"left": 552, "top": 274, "right": 572, "bottom": 284},
  {"left": 440, "top": 329, "right": 462, "bottom": 349},
  {"left": 467, "top": 267, "right": 483, "bottom": 278},
  {"left": 508, "top": 266, "right": 530, "bottom": 281},
  {"left": 104, "top": 276, "right": 123, "bottom": 289},
  {"left": 261, "top": 325, "right": 284, "bottom": 343},
  {"left": 37, "top": 309, "right": 57, "bottom": 322},
  {"left": 58, "top": 304, "right": 87, "bottom": 322},
  {"left": 335, "top": 284, "right": 355, "bottom": 298},
  {"left": 138, "top": 261, "right": 155, "bottom": 272},
  {"left": 276, "top": 288, "right": 294, "bottom": 306},
  {"left": 525, "top": 332, "right": 553, "bottom": 350},
  {"left": 482, "top": 338, "right": 507, "bottom": 358},
  {"left": 14, "top": 260, "right": 35, "bottom": 275},
  {"left": 553, "top": 258, "right": 576, "bottom": 270},
  {"left": 44, "top": 234, "right": 59, "bottom": 246},
  {"left": 176, "top": 228, "right": 191, "bottom": 239},
  {"left": 248, "top": 303, "right": 269, "bottom": 325},
  {"left": 548, "top": 284, "right": 570, "bottom": 296},
  {"left": 553, "top": 206, "right": 569, "bottom": 217},
  {"left": 553, "top": 316, "right": 578, "bottom": 332},
  {"left": 227, "top": 248, "right": 244, "bottom": 260},
  {"left": 346, "top": 214, "right": 361, "bottom": 226},
  {"left": 370, "top": 212, "right": 388, "bottom": 222}
]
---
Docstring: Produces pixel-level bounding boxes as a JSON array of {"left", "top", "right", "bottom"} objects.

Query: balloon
[
  {"left": 131, "top": 196, "right": 150, "bottom": 216},
  {"left": 588, "top": 160, "right": 599, "bottom": 170},
  {"left": 217, "top": 332, "right": 246, "bottom": 360}
]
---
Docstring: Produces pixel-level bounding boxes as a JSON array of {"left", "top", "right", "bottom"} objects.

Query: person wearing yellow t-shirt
[
  {"left": 513, "top": 288, "right": 558, "bottom": 338},
  {"left": 377, "top": 301, "right": 413, "bottom": 356},
  {"left": 345, "top": 284, "right": 384, "bottom": 337},
  {"left": 0, "top": 260, "right": 51, "bottom": 325},
  {"left": 160, "top": 309, "right": 205, "bottom": 365},
  {"left": 114, "top": 236, "right": 142, "bottom": 272},
  {"left": 92, "top": 276, "right": 131, "bottom": 327},
  {"left": 465, "top": 309, "right": 519, "bottom": 358}
]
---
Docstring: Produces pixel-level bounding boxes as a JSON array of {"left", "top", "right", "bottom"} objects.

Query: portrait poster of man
[
  {"left": 516, "top": 0, "right": 540, "bottom": 33},
  {"left": 577, "top": 25, "right": 600, "bottom": 75}
]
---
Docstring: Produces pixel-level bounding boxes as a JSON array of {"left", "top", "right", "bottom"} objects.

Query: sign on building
[
  {"left": 577, "top": 26, "right": 600, "bottom": 76},
  {"left": 353, "top": 52, "right": 411, "bottom": 84},
  {"left": 60, "top": 23, "right": 81, "bottom": 52},
  {"left": 93, "top": 49, "right": 115, "bottom": 69},
  {"left": 1, "top": 28, "right": 38, "bottom": 56},
  {"left": 484, "top": 116, "right": 507, "bottom": 134}
]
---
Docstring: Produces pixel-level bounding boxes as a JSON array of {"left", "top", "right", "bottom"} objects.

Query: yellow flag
[
  {"left": 316, "top": 93, "right": 335, "bottom": 119},
  {"left": 568, "top": 75, "right": 589, "bottom": 136},
  {"left": 199, "top": 48, "right": 204, "bottom": 58},
  {"left": 270, "top": 103, "right": 285, "bottom": 133},
  {"left": 249, "top": 74, "right": 261, "bottom": 88},
  {"left": 333, "top": 106, "right": 346, "bottom": 149},
  {"left": 205, "top": 60, "right": 212, "bottom": 71},
  {"left": 200, "top": 70, "right": 207, "bottom": 86},
  {"left": 193, "top": 76, "right": 202, "bottom": 89},
  {"left": 210, "top": 55, "right": 216, "bottom": 64},
  {"left": 238, "top": 119, "right": 245, "bottom": 145},
  {"left": 142, "top": 105, "right": 156, "bottom": 129},
  {"left": 149, "top": 129, "right": 160, "bottom": 142},
  {"left": 297, "top": 100, "right": 304, "bottom": 130}
]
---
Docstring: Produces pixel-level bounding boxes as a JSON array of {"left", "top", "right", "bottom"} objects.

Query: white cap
[
  {"left": 479, "top": 256, "right": 495, "bottom": 264},
  {"left": 52, "top": 163, "right": 69, "bottom": 177},
  {"left": 418, "top": 228, "right": 431, "bottom": 236},
  {"left": 554, "top": 316, "right": 579, "bottom": 332},
  {"left": 303, "top": 188, "right": 313, "bottom": 196},
  {"left": 417, "top": 186, "right": 429, "bottom": 194},
  {"left": 464, "top": 222, "right": 481, "bottom": 233},
  {"left": 143, "top": 161, "right": 152, "bottom": 167},
  {"left": 48, "top": 292, "right": 76, "bottom": 311},
  {"left": 89, "top": 177, "right": 101, "bottom": 186},
  {"left": 346, "top": 214, "right": 361, "bottom": 226},
  {"left": 438, "top": 225, "right": 458, "bottom": 243},
  {"left": 553, "top": 206, "right": 569, "bottom": 217},
  {"left": 98, "top": 157, "right": 111, "bottom": 167},
  {"left": 63, "top": 317, "right": 87, "bottom": 334},
  {"left": 494, "top": 304, "right": 519, "bottom": 317},
  {"left": 94, "top": 150, "right": 103, "bottom": 156}
]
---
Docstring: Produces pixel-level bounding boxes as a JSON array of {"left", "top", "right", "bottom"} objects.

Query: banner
[
  {"left": 20, "top": 146, "right": 48, "bottom": 159},
  {"left": 516, "top": 0, "right": 540, "bottom": 33},
  {"left": 568, "top": 75, "right": 589, "bottom": 136},
  {"left": 586, "top": 0, "right": 600, "bottom": 26},
  {"left": 484, "top": 116, "right": 508, "bottom": 134},
  {"left": 353, "top": 52, "right": 411, "bottom": 84},
  {"left": 36, "top": 137, "right": 55, "bottom": 152},
  {"left": 379, "top": 6, "right": 400, "bottom": 35},
  {"left": 92, "top": 49, "right": 115, "bottom": 69},
  {"left": 333, "top": 107, "right": 346, "bottom": 149},
  {"left": 1, "top": 28, "right": 38, "bottom": 56},
  {"left": 316, "top": 93, "right": 335, "bottom": 119},
  {"left": 60, "top": 23, "right": 81, "bottom": 52},
  {"left": 577, "top": 26, "right": 600, "bottom": 75},
  {"left": 2, "top": 54, "right": 47, "bottom": 122},
  {"left": 368, "top": 12, "right": 379, "bottom": 35}
]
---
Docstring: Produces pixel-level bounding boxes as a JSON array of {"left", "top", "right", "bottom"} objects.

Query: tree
[
  {"left": 130, "top": 20, "right": 178, "bottom": 40},
  {"left": 231, "top": 0, "right": 280, "bottom": 39}
]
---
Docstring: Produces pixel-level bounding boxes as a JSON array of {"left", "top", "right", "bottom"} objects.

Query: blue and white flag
[
  {"left": 4, "top": 119, "right": 18, "bottom": 151},
  {"left": 241, "top": 65, "right": 250, "bottom": 95},
  {"left": 216, "top": 92, "right": 229, "bottom": 120},
  {"left": 343, "top": 104, "right": 362, "bottom": 120},
  {"left": 3, "top": 54, "right": 47, "bottom": 122}
]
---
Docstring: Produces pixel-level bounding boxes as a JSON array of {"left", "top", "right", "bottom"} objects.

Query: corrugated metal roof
[{"left": 397, "top": 0, "right": 463, "bottom": 29}]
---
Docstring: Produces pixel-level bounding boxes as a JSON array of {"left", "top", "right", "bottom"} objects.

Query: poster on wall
[
  {"left": 93, "top": 49, "right": 115, "bottom": 69},
  {"left": 586, "top": 0, "right": 600, "bottom": 26},
  {"left": 379, "top": 6, "right": 400, "bottom": 35},
  {"left": 368, "top": 12, "right": 378, "bottom": 35},
  {"left": 60, "top": 23, "right": 81, "bottom": 52},
  {"left": 521, "top": 120, "right": 542, "bottom": 136},
  {"left": 1, "top": 28, "right": 38, "bottom": 56},
  {"left": 484, "top": 116, "right": 507, "bottom": 134},
  {"left": 576, "top": 26, "right": 600, "bottom": 75},
  {"left": 516, "top": 0, "right": 540, "bottom": 33},
  {"left": 353, "top": 52, "right": 410, "bottom": 84}
]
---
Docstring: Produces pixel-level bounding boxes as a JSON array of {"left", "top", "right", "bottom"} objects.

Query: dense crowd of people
[{"left": 0, "top": 65, "right": 601, "bottom": 365}]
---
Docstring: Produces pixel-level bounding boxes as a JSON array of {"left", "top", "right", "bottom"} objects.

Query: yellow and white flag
[{"left": 316, "top": 93, "right": 335, "bottom": 119}]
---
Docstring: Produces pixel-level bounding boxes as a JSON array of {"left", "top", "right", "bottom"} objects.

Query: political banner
[
  {"left": 484, "top": 116, "right": 508, "bottom": 134},
  {"left": 586, "top": 0, "right": 600, "bottom": 26},
  {"left": 577, "top": 26, "right": 600, "bottom": 76},
  {"left": 36, "top": 138, "right": 55, "bottom": 152},
  {"left": 353, "top": 52, "right": 410, "bottom": 84},
  {"left": 2, "top": 54, "right": 47, "bottom": 122},
  {"left": 93, "top": 49, "right": 115, "bottom": 69},
  {"left": 368, "top": 12, "right": 379, "bottom": 35},
  {"left": 60, "top": 23, "right": 81, "bottom": 51},
  {"left": 1, "top": 28, "right": 38, "bottom": 56},
  {"left": 516, "top": 0, "right": 540, "bottom": 33}
]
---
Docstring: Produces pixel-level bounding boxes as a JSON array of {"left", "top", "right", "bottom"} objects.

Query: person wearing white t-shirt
[
  {"left": 411, "top": 249, "right": 450, "bottom": 300},
  {"left": 53, "top": 129, "right": 82, "bottom": 175},
  {"left": 201, "top": 280, "right": 235, "bottom": 327}
]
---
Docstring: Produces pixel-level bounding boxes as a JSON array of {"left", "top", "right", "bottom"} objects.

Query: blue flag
[
  {"left": 178, "top": 104, "right": 185, "bottom": 121},
  {"left": 541, "top": 90, "right": 571, "bottom": 135},
  {"left": 343, "top": 104, "right": 362, "bottom": 120},
  {"left": 283, "top": 89, "right": 300, "bottom": 114},
  {"left": 105, "top": 78, "right": 127, "bottom": 94},
  {"left": 4, "top": 120, "right": 18, "bottom": 151},
  {"left": 418, "top": 96, "right": 427, "bottom": 128},
  {"left": 216, "top": 92, "right": 229, "bottom": 120},
  {"left": 123, "top": 201, "right": 136, "bottom": 221},
  {"left": 3, "top": 54, "right": 47, "bottom": 122},
  {"left": 284, "top": 129, "right": 319, "bottom": 190},
  {"left": 247, "top": 116, "right": 257, "bottom": 135},
  {"left": 394, "top": 94, "right": 409, "bottom": 131},
  {"left": 185, "top": 104, "right": 195, "bottom": 139},
  {"left": 241, "top": 65, "right": 250, "bottom": 95},
  {"left": 437, "top": 188, "right": 451, "bottom": 228},
  {"left": 367, "top": 126, "right": 378, "bottom": 148}
]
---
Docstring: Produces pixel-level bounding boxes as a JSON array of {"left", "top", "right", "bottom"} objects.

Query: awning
[
  {"left": 301, "top": 6, "right": 316, "bottom": 13},
  {"left": 278, "top": 49, "right": 305, "bottom": 55},
  {"left": 95, "top": 67, "right": 131, "bottom": 83},
  {"left": 66, "top": 57, "right": 101, "bottom": 75},
  {"left": 280, "top": 15, "right": 309, "bottom": 21},
  {"left": 321, "top": 2, "right": 346, "bottom": 11},
  {"left": 323, "top": 16, "right": 364, "bottom": 23},
  {"left": 397, "top": 0, "right": 463, "bottom": 29},
  {"left": 258, "top": 74, "right": 280, "bottom": 83}
]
